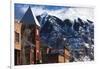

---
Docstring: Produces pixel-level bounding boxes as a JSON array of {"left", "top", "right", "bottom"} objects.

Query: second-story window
[{"left": 15, "top": 32, "right": 19, "bottom": 42}]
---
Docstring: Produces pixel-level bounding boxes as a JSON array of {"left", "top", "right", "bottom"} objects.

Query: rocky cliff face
[{"left": 36, "top": 13, "right": 94, "bottom": 62}]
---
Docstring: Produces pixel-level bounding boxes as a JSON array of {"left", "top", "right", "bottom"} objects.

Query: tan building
[
  {"left": 14, "top": 6, "right": 42, "bottom": 65},
  {"left": 15, "top": 21, "right": 22, "bottom": 50},
  {"left": 14, "top": 21, "right": 22, "bottom": 65},
  {"left": 43, "top": 47, "right": 71, "bottom": 63}
]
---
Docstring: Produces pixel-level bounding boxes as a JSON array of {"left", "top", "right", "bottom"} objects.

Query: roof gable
[{"left": 20, "top": 6, "right": 40, "bottom": 27}]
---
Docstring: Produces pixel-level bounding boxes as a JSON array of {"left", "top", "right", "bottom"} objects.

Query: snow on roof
[{"left": 32, "top": 11, "right": 41, "bottom": 27}]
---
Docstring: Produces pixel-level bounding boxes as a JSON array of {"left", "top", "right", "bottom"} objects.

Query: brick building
[
  {"left": 15, "top": 6, "right": 71, "bottom": 65},
  {"left": 42, "top": 47, "right": 71, "bottom": 63}
]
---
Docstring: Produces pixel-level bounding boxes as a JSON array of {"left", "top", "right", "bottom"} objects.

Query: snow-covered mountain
[{"left": 36, "top": 13, "right": 94, "bottom": 61}]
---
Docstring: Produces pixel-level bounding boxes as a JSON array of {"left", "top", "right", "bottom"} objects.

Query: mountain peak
[{"left": 41, "top": 12, "right": 48, "bottom": 18}]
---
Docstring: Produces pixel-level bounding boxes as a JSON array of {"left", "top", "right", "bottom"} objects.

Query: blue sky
[
  {"left": 15, "top": 3, "right": 68, "bottom": 21},
  {"left": 15, "top": 3, "right": 94, "bottom": 21}
]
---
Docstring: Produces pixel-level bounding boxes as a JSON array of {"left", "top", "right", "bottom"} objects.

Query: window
[
  {"left": 36, "top": 29, "right": 39, "bottom": 35},
  {"left": 15, "top": 32, "right": 19, "bottom": 42},
  {"left": 15, "top": 49, "right": 20, "bottom": 65}
]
